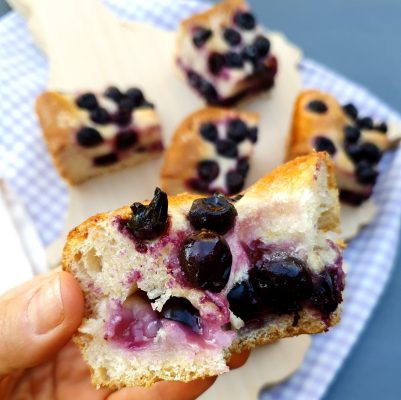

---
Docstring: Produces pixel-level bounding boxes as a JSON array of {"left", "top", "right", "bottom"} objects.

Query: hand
[{"left": 0, "top": 271, "right": 250, "bottom": 399}]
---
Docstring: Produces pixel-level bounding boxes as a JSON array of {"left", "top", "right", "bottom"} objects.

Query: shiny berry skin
[
  {"left": 197, "top": 160, "right": 220, "bottom": 182},
  {"left": 359, "top": 142, "right": 382, "bottom": 163},
  {"left": 114, "top": 109, "right": 132, "bottom": 126},
  {"left": 192, "top": 27, "right": 212, "bottom": 48},
  {"left": 375, "top": 122, "right": 388, "bottom": 133},
  {"left": 223, "top": 28, "right": 242, "bottom": 46},
  {"left": 357, "top": 117, "right": 374, "bottom": 130},
  {"left": 126, "top": 88, "right": 144, "bottom": 107},
  {"left": 314, "top": 136, "right": 336, "bottom": 155},
  {"left": 179, "top": 230, "right": 232, "bottom": 292},
  {"left": 127, "top": 188, "right": 168, "bottom": 241},
  {"left": 188, "top": 193, "right": 237, "bottom": 235},
  {"left": 310, "top": 269, "right": 341, "bottom": 315},
  {"left": 307, "top": 99, "right": 328, "bottom": 113},
  {"left": 225, "top": 52, "right": 244, "bottom": 68},
  {"left": 249, "top": 257, "right": 312, "bottom": 314},
  {"left": 233, "top": 11, "right": 256, "bottom": 30},
  {"left": 216, "top": 139, "right": 238, "bottom": 158},
  {"left": 161, "top": 297, "right": 202, "bottom": 334},
  {"left": 199, "top": 80, "right": 219, "bottom": 104},
  {"left": 115, "top": 130, "right": 137, "bottom": 150},
  {"left": 104, "top": 86, "right": 123, "bottom": 102},
  {"left": 76, "top": 93, "right": 98, "bottom": 110},
  {"left": 90, "top": 107, "right": 111, "bottom": 124},
  {"left": 200, "top": 122, "right": 218, "bottom": 142},
  {"left": 227, "top": 281, "right": 258, "bottom": 320},
  {"left": 247, "top": 127, "right": 258, "bottom": 143},
  {"left": 226, "top": 171, "right": 245, "bottom": 194},
  {"left": 343, "top": 125, "right": 361, "bottom": 144},
  {"left": 343, "top": 103, "right": 358, "bottom": 120},
  {"left": 345, "top": 143, "right": 363, "bottom": 162},
  {"left": 93, "top": 153, "right": 118, "bottom": 166},
  {"left": 119, "top": 97, "right": 135, "bottom": 112},
  {"left": 356, "top": 161, "right": 378, "bottom": 185},
  {"left": 208, "top": 53, "right": 226, "bottom": 76},
  {"left": 254, "top": 35, "right": 270, "bottom": 58},
  {"left": 227, "top": 118, "right": 248, "bottom": 143},
  {"left": 242, "top": 45, "right": 258, "bottom": 63},
  {"left": 76, "top": 127, "right": 103, "bottom": 147}
]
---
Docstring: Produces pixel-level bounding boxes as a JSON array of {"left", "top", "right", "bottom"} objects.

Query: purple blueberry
[
  {"left": 76, "top": 127, "right": 103, "bottom": 147},
  {"left": 126, "top": 88, "right": 144, "bottom": 107},
  {"left": 104, "top": 86, "right": 123, "bottom": 102},
  {"left": 223, "top": 28, "right": 242, "bottom": 46},
  {"left": 200, "top": 122, "right": 218, "bottom": 142},
  {"left": 227, "top": 118, "right": 248, "bottom": 143},
  {"left": 115, "top": 130, "right": 138, "bottom": 150},
  {"left": 375, "top": 122, "right": 388, "bottom": 133},
  {"left": 188, "top": 193, "right": 237, "bottom": 235},
  {"left": 233, "top": 11, "right": 256, "bottom": 30},
  {"left": 187, "top": 70, "right": 202, "bottom": 88},
  {"left": 343, "top": 125, "right": 361, "bottom": 144},
  {"left": 90, "top": 107, "right": 111, "bottom": 124},
  {"left": 119, "top": 97, "right": 135, "bottom": 112},
  {"left": 216, "top": 139, "right": 238, "bottom": 158},
  {"left": 192, "top": 27, "right": 213, "bottom": 48},
  {"left": 199, "top": 79, "right": 219, "bottom": 104},
  {"left": 356, "top": 161, "right": 378, "bottom": 185},
  {"left": 197, "top": 160, "right": 220, "bottom": 182},
  {"left": 179, "top": 229, "right": 232, "bottom": 292},
  {"left": 247, "top": 127, "right": 258, "bottom": 143},
  {"left": 254, "top": 35, "right": 270, "bottom": 58},
  {"left": 237, "top": 158, "right": 249, "bottom": 177},
  {"left": 93, "top": 153, "right": 118, "bottom": 166},
  {"left": 224, "top": 52, "right": 244, "bottom": 68},
  {"left": 187, "top": 178, "right": 210, "bottom": 194},
  {"left": 208, "top": 53, "right": 226, "bottom": 76},
  {"left": 227, "top": 281, "right": 258, "bottom": 320},
  {"left": 310, "top": 269, "right": 342, "bottom": 314},
  {"left": 161, "top": 297, "right": 201, "bottom": 334},
  {"left": 226, "top": 171, "right": 245, "bottom": 194},
  {"left": 76, "top": 93, "right": 98, "bottom": 110},
  {"left": 307, "top": 100, "right": 328, "bottom": 113},
  {"left": 114, "top": 109, "right": 132, "bottom": 126},
  {"left": 359, "top": 142, "right": 382, "bottom": 163},
  {"left": 241, "top": 44, "right": 258, "bottom": 63},
  {"left": 343, "top": 103, "right": 358, "bottom": 120},
  {"left": 345, "top": 143, "right": 363, "bottom": 162},
  {"left": 357, "top": 117, "right": 374, "bottom": 130},
  {"left": 314, "top": 136, "right": 336, "bottom": 156}
]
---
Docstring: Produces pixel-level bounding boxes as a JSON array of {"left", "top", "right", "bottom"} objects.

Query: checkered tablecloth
[{"left": 1, "top": 1, "right": 401, "bottom": 399}]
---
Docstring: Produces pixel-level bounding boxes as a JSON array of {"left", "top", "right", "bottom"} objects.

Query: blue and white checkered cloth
[{"left": 1, "top": 1, "right": 400, "bottom": 399}]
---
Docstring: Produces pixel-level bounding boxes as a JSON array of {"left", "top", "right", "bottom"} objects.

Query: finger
[
  {"left": 108, "top": 376, "right": 217, "bottom": 400},
  {"left": 0, "top": 271, "right": 84, "bottom": 376},
  {"left": 227, "top": 349, "right": 251, "bottom": 369}
]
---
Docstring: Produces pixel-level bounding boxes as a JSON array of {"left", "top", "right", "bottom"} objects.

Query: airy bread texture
[
  {"left": 36, "top": 91, "right": 162, "bottom": 185},
  {"left": 63, "top": 152, "right": 343, "bottom": 389}
]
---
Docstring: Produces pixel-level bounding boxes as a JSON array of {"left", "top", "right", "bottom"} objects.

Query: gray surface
[{"left": 1, "top": 0, "right": 401, "bottom": 399}]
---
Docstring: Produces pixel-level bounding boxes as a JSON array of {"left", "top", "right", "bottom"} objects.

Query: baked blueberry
[
  {"left": 208, "top": 53, "right": 226, "bottom": 76},
  {"left": 345, "top": 143, "right": 363, "bottom": 162},
  {"left": 356, "top": 161, "right": 378, "bottom": 185},
  {"left": 242, "top": 44, "right": 258, "bottom": 63},
  {"left": 314, "top": 136, "right": 336, "bottom": 156},
  {"left": 128, "top": 187, "right": 169, "bottom": 241},
  {"left": 359, "top": 142, "right": 382, "bottom": 163},
  {"left": 254, "top": 35, "right": 270, "bottom": 58},
  {"left": 192, "top": 27, "right": 213, "bottom": 48},
  {"left": 199, "top": 79, "right": 219, "bottom": 104},
  {"left": 161, "top": 297, "right": 202, "bottom": 334},
  {"left": 227, "top": 118, "right": 248, "bottom": 143},
  {"left": 76, "top": 93, "right": 98, "bottom": 110},
  {"left": 188, "top": 193, "right": 237, "bottom": 235},
  {"left": 76, "top": 127, "right": 103, "bottom": 147},
  {"left": 307, "top": 100, "right": 328, "bottom": 114},
  {"left": 343, "top": 103, "right": 358, "bottom": 120},
  {"left": 233, "top": 11, "right": 256, "bottom": 30},
  {"left": 104, "top": 86, "right": 123, "bottom": 102},
  {"left": 310, "top": 270, "right": 341, "bottom": 315},
  {"left": 226, "top": 170, "right": 245, "bottom": 194},
  {"left": 115, "top": 130, "right": 138, "bottom": 150},
  {"left": 114, "top": 109, "right": 132, "bottom": 126},
  {"left": 225, "top": 52, "right": 244, "bottom": 68},
  {"left": 200, "top": 122, "right": 218, "bottom": 142},
  {"left": 247, "top": 127, "right": 258, "bottom": 143},
  {"left": 197, "top": 160, "right": 220, "bottom": 182},
  {"left": 90, "top": 107, "right": 111, "bottom": 124},
  {"left": 375, "top": 122, "right": 388, "bottom": 133},
  {"left": 357, "top": 117, "right": 374, "bottom": 130},
  {"left": 179, "top": 229, "right": 232, "bottom": 292},
  {"left": 187, "top": 70, "right": 202, "bottom": 88},
  {"left": 344, "top": 125, "right": 361, "bottom": 144},
  {"left": 139, "top": 101, "right": 155, "bottom": 109},
  {"left": 223, "top": 28, "right": 242, "bottom": 46},
  {"left": 216, "top": 139, "right": 238, "bottom": 158},
  {"left": 119, "top": 97, "right": 135, "bottom": 112},
  {"left": 237, "top": 158, "right": 249, "bottom": 177},
  {"left": 188, "top": 178, "right": 209, "bottom": 193},
  {"left": 126, "top": 88, "right": 144, "bottom": 107},
  {"left": 227, "top": 281, "right": 258, "bottom": 320},
  {"left": 93, "top": 153, "right": 118, "bottom": 166}
]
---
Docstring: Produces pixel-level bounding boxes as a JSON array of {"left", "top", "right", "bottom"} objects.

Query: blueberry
[
  {"left": 356, "top": 161, "right": 378, "bottom": 185},
  {"left": 188, "top": 193, "right": 237, "bottom": 235},
  {"left": 237, "top": 158, "right": 249, "bottom": 177},
  {"left": 208, "top": 53, "right": 226, "bottom": 76},
  {"left": 126, "top": 88, "right": 144, "bottom": 107},
  {"left": 249, "top": 257, "right": 312, "bottom": 314},
  {"left": 233, "top": 11, "right": 256, "bottom": 30},
  {"left": 197, "top": 160, "right": 220, "bottom": 182},
  {"left": 115, "top": 130, "right": 137, "bottom": 150},
  {"left": 254, "top": 35, "right": 270, "bottom": 58},
  {"left": 187, "top": 178, "right": 210, "bottom": 194},
  {"left": 226, "top": 171, "right": 245, "bottom": 194},
  {"left": 313, "top": 136, "right": 336, "bottom": 156},
  {"left": 242, "top": 45, "right": 258, "bottom": 63},
  {"left": 76, "top": 127, "right": 103, "bottom": 147},
  {"left": 76, "top": 93, "right": 98, "bottom": 110},
  {"left": 225, "top": 52, "right": 244, "bottom": 68},
  {"left": 307, "top": 100, "right": 328, "bottom": 113},
  {"left": 216, "top": 139, "right": 238, "bottom": 158},
  {"left": 179, "top": 229, "right": 232, "bottom": 292},
  {"left": 339, "top": 189, "right": 369, "bottom": 206},
  {"left": 93, "top": 153, "right": 118, "bottom": 166},
  {"left": 345, "top": 144, "right": 363, "bottom": 162},
  {"left": 227, "top": 118, "right": 248, "bottom": 143},
  {"left": 127, "top": 188, "right": 169, "bottom": 241},
  {"left": 223, "top": 28, "right": 242, "bottom": 46},
  {"left": 342, "top": 103, "right": 358, "bottom": 120},
  {"left": 114, "top": 109, "right": 132, "bottom": 126},
  {"left": 375, "top": 122, "right": 388, "bottom": 133},
  {"left": 343, "top": 125, "right": 361, "bottom": 144},
  {"left": 139, "top": 101, "right": 155, "bottom": 109},
  {"left": 199, "top": 79, "right": 219, "bottom": 104},
  {"left": 104, "top": 86, "right": 123, "bottom": 102},
  {"left": 90, "top": 107, "right": 111, "bottom": 124},
  {"left": 119, "top": 97, "right": 135, "bottom": 112},
  {"left": 359, "top": 142, "right": 382, "bottom": 163},
  {"left": 247, "top": 127, "right": 258, "bottom": 143},
  {"left": 187, "top": 70, "right": 202, "bottom": 88},
  {"left": 357, "top": 117, "right": 374, "bottom": 130},
  {"left": 227, "top": 281, "right": 258, "bottom": 320},
  {"left": 200, "top": 122, "right": 218, "bottom": 142},
  {"left": 310, "top": 270, "right": 340, "bottom": 314},
  {"left": 161, "top": 297, "right": 202, "bottom": 334},
  {"left": 192, "top": 27, "right": 213, "bottom": 48}
]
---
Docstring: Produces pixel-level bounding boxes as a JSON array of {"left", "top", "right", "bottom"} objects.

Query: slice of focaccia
[{"left": 62, "top": 152, "right": 345, "bottom": 388}]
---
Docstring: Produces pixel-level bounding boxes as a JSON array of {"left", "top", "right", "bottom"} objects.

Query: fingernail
[{"left": 28, "top": 274, "right": 64, "bottom": 335}]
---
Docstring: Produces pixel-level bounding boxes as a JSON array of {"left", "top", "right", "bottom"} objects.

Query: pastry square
[
  {"left": 63, "top": 152, "right": 344, "bottom": 388},
  {"left": 161, "top": 107, "right": 258, "bottom": 196},
  {"left": 36, "top": 87, "right": 163, "bottom": 184},
  {"left": 287, "top": 90, "right": 391, "bottom": 205},
  {"left": 176, "top": 0, "right": 278, "bottom": 106}
]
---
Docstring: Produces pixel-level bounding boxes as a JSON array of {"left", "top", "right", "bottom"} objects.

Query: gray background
[{"left": 1, "top": 0, "right": 401, "bottom": 398}]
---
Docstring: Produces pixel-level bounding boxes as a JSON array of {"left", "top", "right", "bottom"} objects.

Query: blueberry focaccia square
[
  {"left": 63, "top": 152, "right": 345, "bottom": 388},
  {"left": 36, "top": 87, "right": 163, "bottom": 185},
  {"left": 287, "top": 90, "right": 392, "bottom": 205},
  {"left": 176, "top": 0, "right": 278, "bottom": 106},
  {"left": 160, "top": 107, "right": 258, "bottom": 196}
]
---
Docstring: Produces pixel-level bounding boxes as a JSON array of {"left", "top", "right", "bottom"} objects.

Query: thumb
[{"left": 0, "top": 271, "right": 84, "bottom": 376}]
